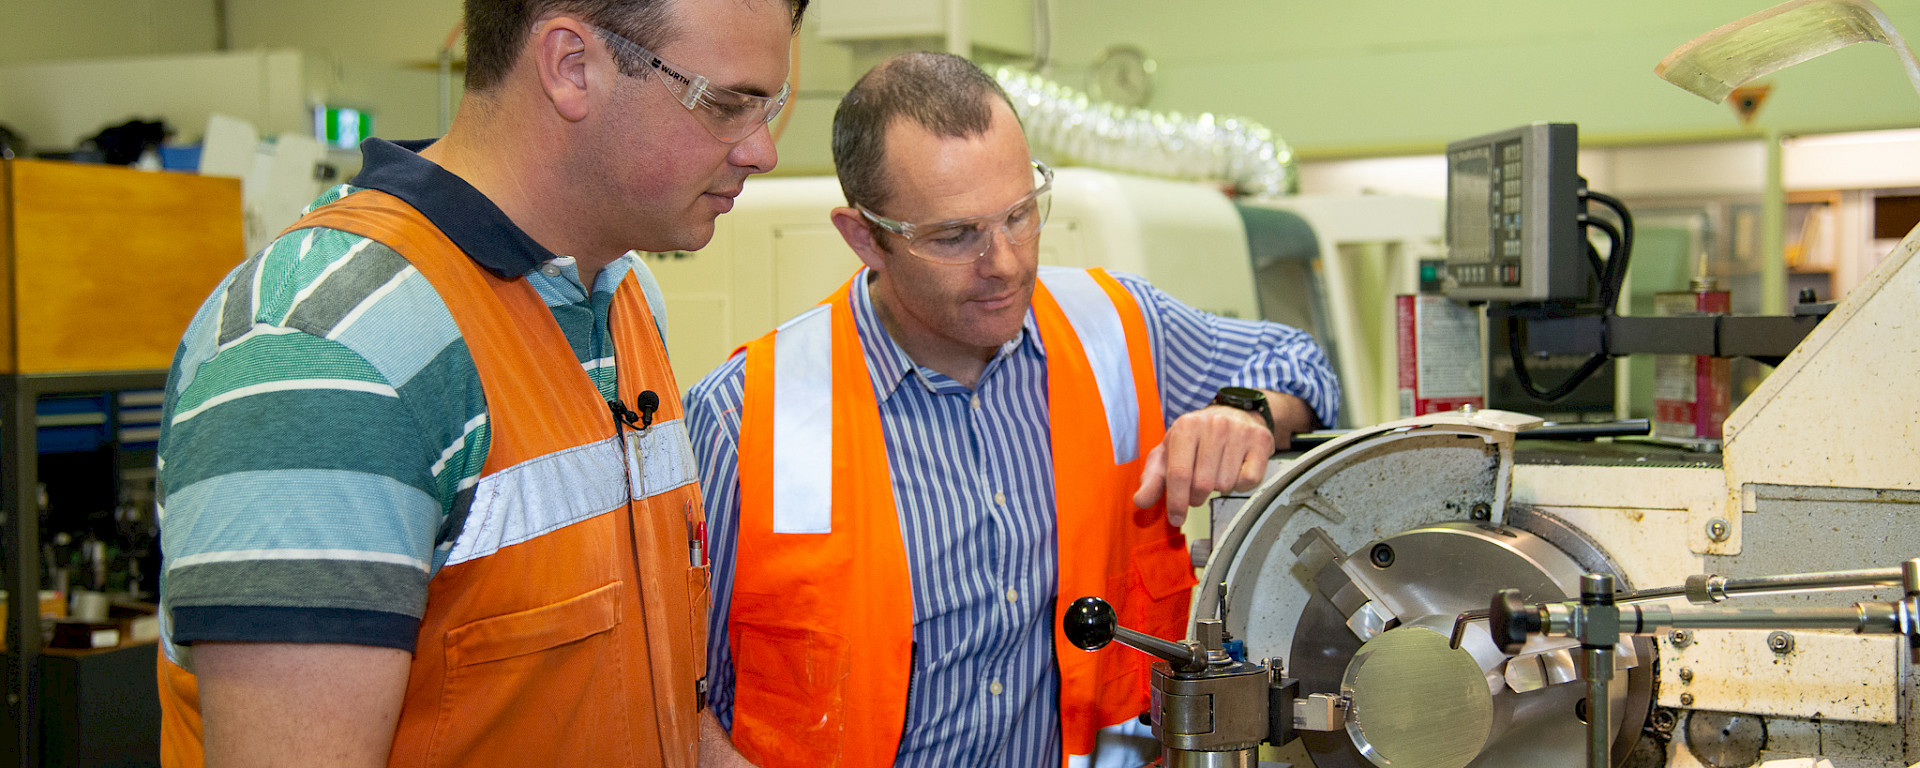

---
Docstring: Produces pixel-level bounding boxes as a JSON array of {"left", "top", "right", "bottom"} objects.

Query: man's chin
[
  {"left": 638, "top": 220, "right": 717, "bottom": 255},
  {"left": 962, "top": 309, "right": 1029, "bottom": 349}
]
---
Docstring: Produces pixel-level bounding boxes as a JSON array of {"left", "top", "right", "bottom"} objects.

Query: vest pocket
[
  {"left": 1100, "top": 536, "right": 1199, "bottom": 691},
  {"left": 732, "top": 621, "right": 851, "bottom": 760},
  {"left": 1130, "top": 535, "right": 1199, "bottom": 603},
  {"left": 431, "top": 581, "right": 634, "bottom": 768},
  {"left": 1129, "top": 535, "right": 1199, "bottom": 639}
]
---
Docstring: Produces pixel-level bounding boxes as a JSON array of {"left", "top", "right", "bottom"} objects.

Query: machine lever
[
  {"left": 1449, "top": 608, "right": 1490, "bottom": 649},
  {"left": 1065, "top": 596, "right": 1208, "bottom": 672}
]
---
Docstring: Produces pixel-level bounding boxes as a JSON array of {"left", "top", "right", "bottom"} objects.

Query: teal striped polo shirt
[{"left": 158, "top": 138, "right": 666, "bottom": 662}]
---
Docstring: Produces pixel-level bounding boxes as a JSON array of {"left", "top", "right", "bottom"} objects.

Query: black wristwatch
[{"left": 1210, "top": 386, "right": 1273, "bottom": 434}]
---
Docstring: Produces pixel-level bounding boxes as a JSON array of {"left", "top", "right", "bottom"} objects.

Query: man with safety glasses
[
  {"left": 686, "top": 52, "right": 1340, "bottom": 767},
  {"left": 154, "top": 1, "right": 805, "bottom": 766}
]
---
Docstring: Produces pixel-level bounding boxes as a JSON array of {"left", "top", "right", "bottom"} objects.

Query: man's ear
[
  {"left": 832, "top": 206, "right": 891, "bottom": 273},
  {"left": 532, "top": 18, "right": 594, "bottom": 122}
]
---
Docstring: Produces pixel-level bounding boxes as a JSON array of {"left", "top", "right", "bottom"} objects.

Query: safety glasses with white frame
[
  {"left": 858, "top": 159, "right": 1054, "bottom": 265},
  {"left": 582, "top": 22, "right": 791, "bottom": 144}
]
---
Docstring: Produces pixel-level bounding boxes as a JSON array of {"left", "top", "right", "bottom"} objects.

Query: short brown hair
[
  {"left": 463, "top": 0, "right": 810, "bottom": 93},
  {"left": 831, "top": 52, "right": 1016, "bottom": 213}
]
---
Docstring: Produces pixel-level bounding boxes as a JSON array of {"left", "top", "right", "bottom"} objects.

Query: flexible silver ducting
[{"left": 994, "top": 66, "right": 1295, "bottom": 197}]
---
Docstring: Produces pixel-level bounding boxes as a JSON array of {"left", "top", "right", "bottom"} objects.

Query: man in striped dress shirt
[
  {"left": 688, "top": 53, "right": 1340, "bottom": 767},
  {"left": 154, "top": 0, "right": 807, "bottom": 765}
]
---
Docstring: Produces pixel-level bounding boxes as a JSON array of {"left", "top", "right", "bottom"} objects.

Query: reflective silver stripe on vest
[
  {"left": 771, "top": 303, "right": 835, "bottom": 534},
  {"left": 447, "top": 435, "right": 627, "bottom": 565},
  {"left": 623, "top": 418, "right": 698, "bottom": 498},
  {"left": 763, "top": 271, "right": 1143, "bottom": 536},
  {"left": 1039, "top": 267, "right": 1140, "bottom": 464}
]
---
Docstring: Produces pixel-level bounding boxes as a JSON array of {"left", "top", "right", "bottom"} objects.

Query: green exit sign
[{"left": 313, "top": 106, "right": 374, "bottom": 149}]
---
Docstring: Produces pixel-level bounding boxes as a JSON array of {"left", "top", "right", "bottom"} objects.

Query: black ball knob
[
  {"left": 1489, "top": 589, "right": 1543, "bottom": 655},
  {"left": 1064, "top": 596, "right": 1116, "bottom": 651}
]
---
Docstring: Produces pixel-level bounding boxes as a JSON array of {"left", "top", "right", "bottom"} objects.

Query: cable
[
  {"left": 1582, "top": 190, "right": 1635, "bottom": 311},
  {"left": 1506, "top": 189, "right": 1634, "bottom": 402},
  {"left": 1032, "top": 0, "right": 1053, "bottom": 75},
  {"left": 1578, "top": 213, "right": 1622, "bottom": 311},
  {"left": 1580, "top": 235, "right": 1606, "bottom": 297},
  {"left": 1508, "top": 315, "right": 1611, "bottom": 402}
]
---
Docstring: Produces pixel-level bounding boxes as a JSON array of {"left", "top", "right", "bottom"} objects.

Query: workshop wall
[
  {"left": 223, "top": 0, "right": 460, "bottom": 71},
  {"left": 4, "top": 1, "right": 1919, "bottom": 167},
  {"left": 0, "top": 0, "right": 217, "bottom": 65},
  {"left": 1041, "top": 0, "right": 1920, "bottom": 158},
  {"left": 775, "top": 0, "right": 1920, "bottom": 172}
]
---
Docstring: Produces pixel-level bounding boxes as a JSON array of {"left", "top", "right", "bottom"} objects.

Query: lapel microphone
[{"left": 635, "top": 390, "right": 660, "bottom": 429}]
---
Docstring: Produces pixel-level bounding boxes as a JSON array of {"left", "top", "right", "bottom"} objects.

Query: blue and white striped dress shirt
[{"left": 685, "top": 268, "right": 1338, "bottom": 767}]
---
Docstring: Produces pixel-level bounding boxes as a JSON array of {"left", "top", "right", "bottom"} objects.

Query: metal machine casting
[{"left": 1471, "top": 561, "right": 1920, "bottom": 768}]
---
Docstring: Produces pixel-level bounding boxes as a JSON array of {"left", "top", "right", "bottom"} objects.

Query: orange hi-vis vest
[
  {"left": 729, "top": 266, "right": 1197, "bottom": 767},
  {"left": 157, "top": 190, "right": 709, "bottom": 768}
]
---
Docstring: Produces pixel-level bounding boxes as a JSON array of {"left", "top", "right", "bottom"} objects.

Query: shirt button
[
  {"left": 971, "top": 395, "right": 982, "bottom": 409},
  {"left": 1006, "top": 588, "right": 1019, "bottom": 603},
  {"left": 989, "top": 681, "right": 1004, "bottom": 696},
  {"left": 994, "top": 492, "right": 1006, "bottom": 506},
  {"left": 539, "top": 264, "right": 562, "bottom": 276}
]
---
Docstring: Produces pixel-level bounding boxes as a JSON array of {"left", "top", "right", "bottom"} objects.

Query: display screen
[
  {"left": 1443, "top": 123, "right": 1578, "bottom": 301},
  {"left": 1448, "top": 146, "right": 1492, "bottom": 264}
]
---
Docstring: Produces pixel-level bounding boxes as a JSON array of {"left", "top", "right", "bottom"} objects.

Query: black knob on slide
[
  {"left": 1065, "top": 596, "right": 1117, "bottom": 651},
  {"left": 1489, "top": 589, "right": 1543, "bottom": 655},
  {"left": 1482, "top": 587, "right": 1543, "bottom": 652}
]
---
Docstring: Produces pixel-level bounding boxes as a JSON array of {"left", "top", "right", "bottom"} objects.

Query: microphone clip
[{"left": 610, "top": 391, "right": 662, "bottom": 433}]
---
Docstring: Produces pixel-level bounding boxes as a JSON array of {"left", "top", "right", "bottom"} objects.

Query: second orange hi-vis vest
[
  {"left": 730, "top": 267, "right": 1197, "bottom": 767},
  {"left": 158, "top": 190, "right": 708, "bottom": 768}
]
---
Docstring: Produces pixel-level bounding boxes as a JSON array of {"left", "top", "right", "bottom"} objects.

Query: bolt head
[
  {"left": 1669, "top": 630, "right": 1693, "bottom": 647},
  {"left": 1368, "top": 543, "right": 1395, "bottom": 568},
  {"left": 1706, "top": 518, "right": 1731, "bottom": 543},
  {"left": 1678, "top": 667, "right": 1694, "bottom": 683},
  {"left": 1680, "top": 692, "right": 1696, "bottom": 706},
  {"left": 1650, "top": 708, "right": 1678, "bottom": 732}
]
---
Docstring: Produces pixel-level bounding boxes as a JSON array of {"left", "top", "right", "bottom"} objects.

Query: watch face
[
  {"left": 1216, "top": 386, "right": 1263, "bottom": 408},
  {"left": 1213, "top": 387, "right": 1273, "bottom": 432}
]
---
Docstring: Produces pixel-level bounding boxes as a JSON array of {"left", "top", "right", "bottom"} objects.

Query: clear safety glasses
[
  {"left": 585, "top": 23, "right": 791, "bottom": 144},
  {"left": 858, "top": 159, "right": 1054, "bottom": 265}
]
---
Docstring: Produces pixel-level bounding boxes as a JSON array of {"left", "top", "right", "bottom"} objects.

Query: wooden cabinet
[
  {"left": 0, "top": 159, "right": 243, "bottom": 374},
  {"left": 1, "top": 160, "right": 242, "bottom": 768}
]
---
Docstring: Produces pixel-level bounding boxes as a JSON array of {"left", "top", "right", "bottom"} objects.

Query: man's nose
[
  {"left": 976, "top": 224, "right": 1025, "bottom": 277},
  {"left": 729, "top": 122, "right": 778, "bottom": 173}
]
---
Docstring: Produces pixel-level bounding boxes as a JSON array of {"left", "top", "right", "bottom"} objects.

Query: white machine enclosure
[
  {"left": 1240, "top": 195, "right": 1444, "bottom": 430},
  {"left": 1194, "top": 229, "right": 1920, "bottom": 768},
  {"left": 642, "top": 167, "right": 1260, "bottom": 389}
]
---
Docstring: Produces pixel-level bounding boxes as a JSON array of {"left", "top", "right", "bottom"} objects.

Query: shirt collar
[
  {"left": 525, "top": 254, "right": 638, "bottom": 306},
  {"left": 847, "top": 268, "right": 1047, "bottom": 401},
  {"left": 347, "top": 138, "right": 557, "bottom": 279}
]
